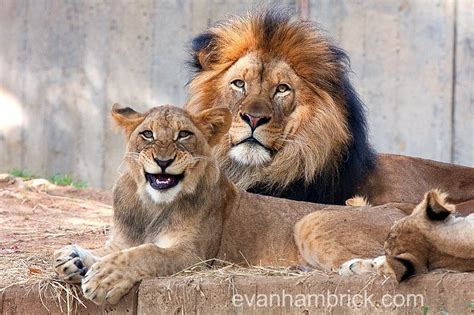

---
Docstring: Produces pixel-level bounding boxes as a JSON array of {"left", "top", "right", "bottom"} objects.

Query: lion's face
[
  {"left": 188, "top": 52, "right": 350, "bottom": 191},
  {"left": 186, "top": 10, "right": 378, "bottom": 197},
  {"left": 112, "top": 105, "right": 231, "bottom": 204},
  {"left": 220, "top": 52, "right": 302, "bottom": 166}
]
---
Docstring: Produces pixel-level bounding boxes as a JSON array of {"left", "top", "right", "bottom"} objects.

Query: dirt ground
[{"left": 0, "top": 174, "right": 112, "bottom": 290}]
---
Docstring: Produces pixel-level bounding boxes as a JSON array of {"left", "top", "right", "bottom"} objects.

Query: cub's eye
[
  {"left": 178, "top": 130, "right": 193, "bottom": 139},
  {"left": 276, "top": 84, "right": 291, "bottom": 93},
  {"left": 230, "top": 79, "right": 245, "bottom": 89},
  {"left": 141, "top": 130, "right": 154, "bottom": 140}
]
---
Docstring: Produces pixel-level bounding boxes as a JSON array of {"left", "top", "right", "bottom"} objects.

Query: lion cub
[
  {"left": 56, "top": 105, "right": 386, "bottom": 305},
  {"left": 53, "top": 105, "right": 235, "bottom": 304},
  {"left": 339, "top": 190, "right": 474, "bottom": 281}
]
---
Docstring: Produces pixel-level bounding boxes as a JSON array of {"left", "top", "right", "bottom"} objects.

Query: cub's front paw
[
  {"left": 53, "top": 245, "right": 91, "bottom": 283},
  {"left": 339, "top": 256, "right": 387, "bottom": 276},
  {"left": 339, "top": 258, "right": 374, "bottom": 276},
  {"left": 82, "top": 252, "right": 137, "bottom": 305}
]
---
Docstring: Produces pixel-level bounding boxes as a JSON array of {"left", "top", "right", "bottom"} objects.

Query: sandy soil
[{"left": 0, "top": 174, "right": 112, "bottom": 289}]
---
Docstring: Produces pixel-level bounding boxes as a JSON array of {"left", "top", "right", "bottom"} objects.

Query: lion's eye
[
  {"left": 141, "top": 130, "right": 154, "bottom": 140},
  {"left": 276, "top": 84, "right": 291, "bottom": 93},
  {"left": 231, "top": 79, "right": 245, "bottom": 89},
  {"left": 178, "top": 130, "right": 193, "bottom": 139}
]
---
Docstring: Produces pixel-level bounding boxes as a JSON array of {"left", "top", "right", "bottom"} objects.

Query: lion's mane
[{"left": 187, "top": 9, "right": 376, "bottom": 204}]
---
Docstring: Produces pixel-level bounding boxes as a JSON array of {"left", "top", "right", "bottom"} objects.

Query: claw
[
  {"left": 54, "top": 259, "right": 70, "bottom": 268},
  {"left": 349, "top": 262, "right": 356, "bottom": 271},
  {"left": 74, "top": 259, "right": 84, "bottom": 269}
]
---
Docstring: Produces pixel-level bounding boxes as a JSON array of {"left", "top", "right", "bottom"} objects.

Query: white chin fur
[
  {"left": 229, "top": 143, "right": 271, "bottom": 166},
  {"left": 145, "top": 183, "right": 182, "bottom": 204}
]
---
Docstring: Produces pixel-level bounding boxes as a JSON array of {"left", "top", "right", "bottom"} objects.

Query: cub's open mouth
[{"left": 145, "top": 172, "right": 184, "bottom": 190}]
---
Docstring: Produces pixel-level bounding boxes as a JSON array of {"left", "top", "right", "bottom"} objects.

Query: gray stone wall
[{"left": 0, "top": 0, "right": 472, "bottom": 188}]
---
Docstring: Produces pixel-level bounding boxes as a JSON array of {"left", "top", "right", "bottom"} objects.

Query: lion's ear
[
  {"left": 386, "top": 253, "right": 425, "bottom": 282},
  {"left": 424, "top": 189, "right": 453, "bottom": 221},
  {"left": 111, "top": 103, "right": 146, "bottom": 138},
  {"left": 190, "top": 32, "right": 215, "bottom": 71},
  {"left": 193, "top": 108, "right": 232, "bottom": 146}
]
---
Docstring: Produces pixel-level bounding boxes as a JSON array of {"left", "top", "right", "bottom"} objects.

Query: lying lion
[
  {"left": 53, "top": 104, "right": 407, "bottom": 305},
  {"left": 337, "top": 189, "right": 474, "bottom": 281}
]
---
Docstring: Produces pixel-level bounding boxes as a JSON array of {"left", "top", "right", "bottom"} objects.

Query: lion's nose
[
  {"left": 154, "top": 158, "right": 174, "bottom": 172},
  {"left": 240, "top": 112, "right": 271, "bottom": 130}
]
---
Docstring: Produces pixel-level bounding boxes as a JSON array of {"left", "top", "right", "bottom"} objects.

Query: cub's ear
[
  {"left": 111, "top": 103, "right": 146, "bottom": 138},
  {"left": 193, "top": 108, "right": 232, "bottom": 146},
  {"left": 386, "top": 253, "right": 424, "bottom": 282},
  {"left": 424, "top": 189, "right": 453, "bottom": 221}
]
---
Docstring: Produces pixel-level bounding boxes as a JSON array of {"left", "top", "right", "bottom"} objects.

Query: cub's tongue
[{"left": 145, "top": 173, "right": 182, "bottom": 190}]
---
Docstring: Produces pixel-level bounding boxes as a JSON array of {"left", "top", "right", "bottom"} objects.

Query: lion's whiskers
[
  {"left": 188, "top": 155, "right": 220, "bottom": 171},
  {"left": 124, "top": 152, "right": 140, "bottom": 160}
]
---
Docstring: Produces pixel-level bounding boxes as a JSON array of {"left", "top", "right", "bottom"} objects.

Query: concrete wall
[
  {"left": 0, "top": 0, "right": 472, "bottom": 188},
  {"left": 3, "top": 273, "right": 474, "bottom": 314}
]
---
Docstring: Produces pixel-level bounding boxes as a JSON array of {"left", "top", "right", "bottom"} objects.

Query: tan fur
[
  {"left": 359, "top": 154, "right": 474, "bottom": 206},
  {"left": 53, "top": 106, "right": 473, "bottom": 305},
  {"left": 338, "top": 190, "right": 474, "bottom": 281},
  {"left": 294, "top": 205, "right": 405, "bottom": 270},
  {"left": 187, "top": 11, "right": 474, "bottom": 205},
  {"left": 345, "top": 195, "right": 371, "bottom": 207},
  {"left": 54, "top": 105, "right": 232, "bottom": 304},
  {"left": 56, "top": 104, "right": 389, "bottom": 305}
]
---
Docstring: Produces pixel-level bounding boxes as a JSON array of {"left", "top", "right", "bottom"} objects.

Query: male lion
[
  {"left": 55, "top": 105, "right": 407, "bottom": 304},
  {"left": 186, "top": 9, "right": 474, "bottom": 206}
]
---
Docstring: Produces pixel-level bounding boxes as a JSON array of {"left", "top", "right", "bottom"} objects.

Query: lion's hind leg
[
  {"left": 294, "top": 206, "right": 400, "bottom": 272},
  {"left": 294, "top": 209, "right": 382, "bottom": 271},
  {"left": 294, "top": 211, "right": 338, "bottom": 270}
]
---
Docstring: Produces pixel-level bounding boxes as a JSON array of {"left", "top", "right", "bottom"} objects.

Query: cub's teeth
[{"left": 156, "top": 178, "right": 170, "bottom": 184}]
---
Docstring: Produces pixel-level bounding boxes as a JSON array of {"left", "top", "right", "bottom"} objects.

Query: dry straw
[{"left": 1, "top": 253, "right": 331, "bottom": 314}]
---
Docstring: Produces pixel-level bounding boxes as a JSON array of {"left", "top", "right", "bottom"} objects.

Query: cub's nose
[
  {"left": 240, "top": 112, "right": 271, "bottom": 130},
  {"left": 154, "top": 158, "right": 174, "bottom": 172}
]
